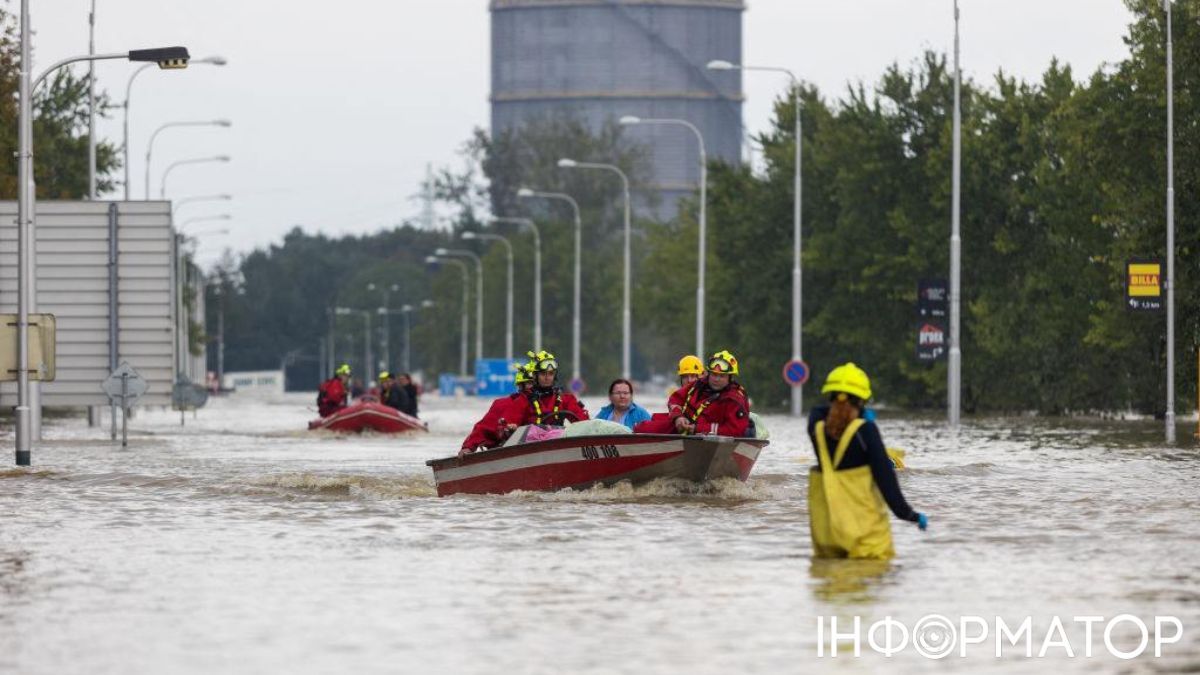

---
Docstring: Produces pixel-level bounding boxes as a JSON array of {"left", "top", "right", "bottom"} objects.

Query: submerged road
[{"left": 1, "top": 392, "right": 1197, "bottom": 673}]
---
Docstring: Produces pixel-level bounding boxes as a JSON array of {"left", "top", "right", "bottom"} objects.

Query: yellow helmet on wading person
[
  {"left": 527, "top": 350, "right": 558, "bottom": 372},
  {"left": 677, "top": 355, "right": 705, "bottom": 376},
  {"left": 821, "top": 362, "right": 872, "bottom": 401},
  {"left": 707, "top": 350, "right": 739, "bottom": 376}
]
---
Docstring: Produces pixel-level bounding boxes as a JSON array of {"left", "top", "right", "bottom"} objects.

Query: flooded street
[{"left": 1, "top": 393, "right": 1198, "bottom": 674}]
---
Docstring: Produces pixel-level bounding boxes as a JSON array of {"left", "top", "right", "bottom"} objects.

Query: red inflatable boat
[{"left": 308, "top": 401, "right": 427, "bottom": 434}]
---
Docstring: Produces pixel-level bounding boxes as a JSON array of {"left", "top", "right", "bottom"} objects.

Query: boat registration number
[{"left": 580, "top": 445, "right": 620, "bottom": 460}]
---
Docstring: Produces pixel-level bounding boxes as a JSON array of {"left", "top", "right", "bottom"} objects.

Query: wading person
[
  {"left": 596, "top": 378, "right": 651, "bottom": 430},
  {"left": 808, "top": 363, "right": 928, "bottom": 560},
  {"left": 317, "top": 364, "right": 351, "bottom": 417}
]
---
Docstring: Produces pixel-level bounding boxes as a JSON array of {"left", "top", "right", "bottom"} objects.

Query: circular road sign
[
  {"left": 569, "top": 377, "right": 586, "bottom": 395},
  {"left": 782, "top": 359, "right": 810, "bottom": 387}
]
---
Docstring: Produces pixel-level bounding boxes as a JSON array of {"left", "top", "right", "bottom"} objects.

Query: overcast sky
[{"left": 25, "top": 0, "right": 1135, "bottom": 266}]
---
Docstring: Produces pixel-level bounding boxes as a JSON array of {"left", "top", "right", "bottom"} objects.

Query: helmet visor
[
  {"left": 536, "top": 358, "right": 558, "bottom": 372},
  {"left": 708, "top": 357, "right": 734, "bottom": 374}
]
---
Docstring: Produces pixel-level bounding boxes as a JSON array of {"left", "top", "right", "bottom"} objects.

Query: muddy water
[{"left": 1, "top": 393, "right": 1197, "bottom": 674}]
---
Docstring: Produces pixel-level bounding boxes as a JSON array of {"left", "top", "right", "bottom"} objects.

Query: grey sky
[{"left": 27, "top": 0, "right": 1135, "bottom": 266}]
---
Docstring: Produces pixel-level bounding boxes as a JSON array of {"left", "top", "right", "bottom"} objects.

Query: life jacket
[
  {"left": 807, "top": 418, "right": 895, "bottom": 560},
  {"left": 529, "top": 388, "right": 563, "bottom": 425}
]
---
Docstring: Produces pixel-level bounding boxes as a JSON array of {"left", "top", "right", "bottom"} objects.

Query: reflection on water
[{"left": 0, "top": 393, "right": 1196, "bottom": 674}]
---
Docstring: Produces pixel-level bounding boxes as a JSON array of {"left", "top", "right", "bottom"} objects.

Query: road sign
[
  {"left": 0, "top": 313, "right": 57, "bottom": 382},
  {"left": 917, "top": 322, "right": 947, "bottom": 361},
  {"left": 1125, "top": 259, "right": 1163, "bottom": 311},
  {"left": 782, "top": 359, "right": 809, "bottom": 387},
  {"left": 569, "top": 377, "right": 586, "bottom": 395},
  {"left": 172, "top": 376, "right": 210, "bottom": 410},
  {"left": 475, "top": 359, "right": 518, "bottom": 397},
  {"left": 918, "top": 279, "right": 948, "bottom": 319},
  {"left": 102, "top": 362, "right": 148, "bottom": 404}
]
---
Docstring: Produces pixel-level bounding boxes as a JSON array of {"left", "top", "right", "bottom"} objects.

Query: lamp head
[
  {"left": 401, "top": 304, "right": 413, "bottom": 312},
  {"left": 461, "top": 232, "right": 478, "bottom": 240},
  {"left": 557, "top": 159, "right": 577, "bottom": 168},
  {"left": 421, "top": 300, "right": 435, "bottom": 309},
  {"left": 619, "top": 115, "right": 641, "bottom": 125},
  {"left": 434, "top": 248, "right": 450, "bottom": 255},
  {"left": 516, "top": 188, "right": 534, "bottom": 198},
  {"left": 706, "top": 59, "right": 735, "bottom": 71},
  {"left": 214, "top": 119, "right": 232, "bottom": 127},
  {"left": 130, "top": 46, "right": 191, "bottom": 69},
  {"left": 367, "top": 283, "right": 376, "bottom": 291},
  {"left": 424, "top": 256, "right": 439, "bottom": 264},
  {"left": 215, "top": 155, "right": 231, "bottom": 162}
]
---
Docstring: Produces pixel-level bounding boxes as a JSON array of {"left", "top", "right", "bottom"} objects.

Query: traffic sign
[
  {"left": 569, "top": 377, "right": 586, "bottom": 395},
  {"left": 1125, "top": 259, "right": 1163, "bottom": 312},
  {"left": 172, "top": 376, "right": 210, "bottom": 410},
  {"left": 782, "top": 359, "right": 809, "bottom": 387},
  {"left": 102, "top": 362, "right": 148, "bottom": 404}
]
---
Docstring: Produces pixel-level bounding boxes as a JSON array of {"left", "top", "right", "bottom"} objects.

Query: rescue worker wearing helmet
[
  {"left": 667, "top": 355, "right": 705, "bottom": 417},
  {"left": 316, "top": 364, "right": 352, "bottom": 417},
  {"left": 636, "top": 350, "right": 752, "bottom": 437},
  {"left": 460, "top": 361, "right": 537, "bottom": 455},
  {"left": 378, "top": 371, "right": 414, "bottom": 416},
  {"left": 808, "top": 363, "right": 928, "bottom": 560},
  {"left": 508, "top": 350, "right": 589, "bottom": 427}
]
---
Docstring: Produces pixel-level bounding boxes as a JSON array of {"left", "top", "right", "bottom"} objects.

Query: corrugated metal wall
[
  {"left": 491, "top": 0, "right": 744, "bottom": 215},
  {"left": 0, "top": 201, "right": 175, "bottom": 406}
]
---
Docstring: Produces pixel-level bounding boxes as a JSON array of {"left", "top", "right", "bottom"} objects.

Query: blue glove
[
  {"left": 863, "top": 408, "right": 877, "bottom": 422},
  {"left": 916, "top": 512, "right": 929, "bottom": 531}
]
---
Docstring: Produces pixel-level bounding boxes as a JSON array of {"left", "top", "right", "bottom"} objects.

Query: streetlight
[
  {"left": 462, "top": 231, "right": 513, "bottom": 364},
  {"left": 179, "top": 214, "right": 231, "bottom": 230},
  {"left": 517, "top": 187, "right": 583, "bottom": 385},
  {"left": 619, "top": 115, "right": 708, "bottom": 358},
  {"left": 399, "top": 300, "right": 435, "bottom": 373},
  {"left": 558, "top": 158, "right": 632, "bottom": 378},
  {"left": 1165, "top": 0, "right": 1176, "bottom": 443},
  {"left": 335, "top": 307, "right": 373, "bottom": 384},
  {"left": 160, "top": 155, "right": 231, "bottom": 200},
  {"left": 426, "top": 255, "right": 470, "bottom": 376},
  {"left": 145, "top": 120, "right": 231, "bottom": 199},
  {"left": 707, "top": 58, "right": 803, "bottom": 417},
  {"left": 172, "top": 193, "right": 231, "bottom": 217},
  {"left": 123, "top": 56, "right": 227, "bottom": 199},
  {"left": 948, "top": 4, "right": 963, "bottom": 429},
  {"left": 14, "top": 7, "right": 190, "bottom": 463},
  {"left": 490, "top": 217, "right": 542, "bottom": 352},
  {"left": 367, "top": 282, "right": 400, "bottom": 373},
  {"left": 436, "top": 248, "right": 484, "bottom": 364}
]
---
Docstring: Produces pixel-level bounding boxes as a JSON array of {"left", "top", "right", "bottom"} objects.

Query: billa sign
[
  {"left": 1126, "top": 259, "right": 1163, "bottom": 311},
  {"left": 916, "top": 322, "right": 947, "bottom": 361}
]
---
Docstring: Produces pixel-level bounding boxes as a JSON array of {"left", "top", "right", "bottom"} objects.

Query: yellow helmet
[
  {"left": 336, "top": 364, "right": 351, "bottom": 377},
  {"left": 707, "top": 350, "right": 739, "bottom": 375},
  {"left": 527, "top": 349, "right": 558, "bottom": 372},
  {"left": 513, "top": 362, "right": 535, "bottom": 385},
  {"left": 677, "top": 355, "right": 705, "bottom": 376},
  {"left": 379, "top": 371, "right": 392, "bottom": 381},
  {"left": 821, "top": 362, "right": 872, "bottom": 401}
]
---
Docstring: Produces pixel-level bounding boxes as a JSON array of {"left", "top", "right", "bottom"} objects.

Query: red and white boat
[
  {"left": 308, "top": 400, "right": 427, "bottom": 434},
  {"left": 426, "top": 431, "right": 768, "bottom": 497}
]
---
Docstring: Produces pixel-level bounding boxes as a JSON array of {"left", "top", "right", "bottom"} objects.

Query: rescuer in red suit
[
  {"left": 317, "top": 364, "right": 351, "bottom": 417},
  {"left": 459, "top": 362, "right": 535, "bottom": 455},
  {"left": 507, "top": 350, "right": 589, "bottom": 427},
  {"left": 635, "top": 350, "right": 751, "bottom": 437}
]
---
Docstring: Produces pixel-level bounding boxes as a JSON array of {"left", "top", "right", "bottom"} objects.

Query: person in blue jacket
[{"left": 596, "top": 378, "right": 652, "bottom": 430}]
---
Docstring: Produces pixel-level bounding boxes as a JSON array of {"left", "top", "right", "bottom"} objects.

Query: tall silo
[{"left": 490, "top": 0, "right": 744, "bottom": 216}]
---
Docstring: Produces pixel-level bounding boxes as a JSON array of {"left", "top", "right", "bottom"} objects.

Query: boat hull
[
  {"left": 426, "top": 433, "right": 767, "bottom": 497},
  {"left": 308, "top": 401, "right": 427, "bottom": 434}
]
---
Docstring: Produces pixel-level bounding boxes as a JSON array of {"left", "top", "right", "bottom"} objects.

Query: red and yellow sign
[{"left": 1127, "top": 263, "right": 1161, "bottom": 297}]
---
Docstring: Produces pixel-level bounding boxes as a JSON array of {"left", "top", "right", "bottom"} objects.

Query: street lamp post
[
  {"left": 462, "top": 231, "right": 513, "bottom": 364},
  {"left": 123, "top": 56, "right": 226, "bottom": 200},
  {"left": 558, "top": 159, "right": 632, "bottom": 378},
  {"left": 14, "top": 9, "right": 190, "bottom": 463},
  {"left": 618, "top": 116, "right": 708, "bottom": 358},
  {"left": 708, "top": 59, "right": 803, "bottom": 416},
  {"left": 399, "top": 300, "right": 435, "bottom": 373},
  {"left": 949, "top": 3, "right": 963, "bottom": 429},
  {"left": 334, "top": 307, "right": 373, "bottom": 384},
  {"left": 427, "top": 256, "right": 470, "bottom": 376},
  {"left": 160, "top": 155, "right": 231, "bottom": 199},
  {"left": 368, "top": 282, "right": 400, "bottom": 373},
  {"left": 490, "top": 217, "right": 541, "bottom": 351},
  {"left": 518, "top": 188, "right": 583, "bottom": 384},
  {"left": 1165, "top": 0, "right": 1176, "bottom": 443},
  {"left": 145, "top": 120, "right": 231, "bottom": 199},
  {"left": 436, "top": 249, "right": 484, "bottom": 364}
]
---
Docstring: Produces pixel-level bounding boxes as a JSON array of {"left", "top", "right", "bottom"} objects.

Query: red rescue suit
[
  {"left": 508, "top": 387, "right": 590, "bottom": 426},
  {"left": 317, "top": 377, "right": 348, "bottom": 417},
  {"left": 635, "top": 377, "right": 750, "bottom": 437},
  {"left": 461, "top": 393, "right": 526, "bottom": 452}
]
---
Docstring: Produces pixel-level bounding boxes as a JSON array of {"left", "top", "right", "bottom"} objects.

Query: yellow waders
[{"left": 808, "top": 418, "right": 895, "bottom": 560}]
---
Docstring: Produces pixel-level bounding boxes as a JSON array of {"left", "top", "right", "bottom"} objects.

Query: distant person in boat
[
  {"left": 460, "top": 362, "right": 536, "bottom": 455},
  {"left": 316, "top": 364, "right": 352, "bottom": 417},
  {"left": 512, "top": 350, "right": 589, "bottom": 426},
  {"left": 807, "top": 363, "right": 928, "bottom": 560},
  {"left": 397, "top": 373, "right": 420, "bottom": 417},
  {"left": 378, "top": 371, "right": 414, "bottom": 416},
  {"left": 596, "top": 378, "right": 652, "bottom": 430},
  {"left": 634, "top": 350, "right": 751, "bottom": 437},
  {"left": 350, "top": 377, "right": 366, "bottom": 399},
  {"left": 667, "top": 354, "right": 705, "bottom": 417}
]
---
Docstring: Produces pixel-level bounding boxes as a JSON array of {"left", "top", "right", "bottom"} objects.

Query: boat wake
[
  {"left": 506, "top": 476, "right": 787, "bottom": 503},
  {"left": 244, "top": 472, "right": 438, "bottom": 500}
]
